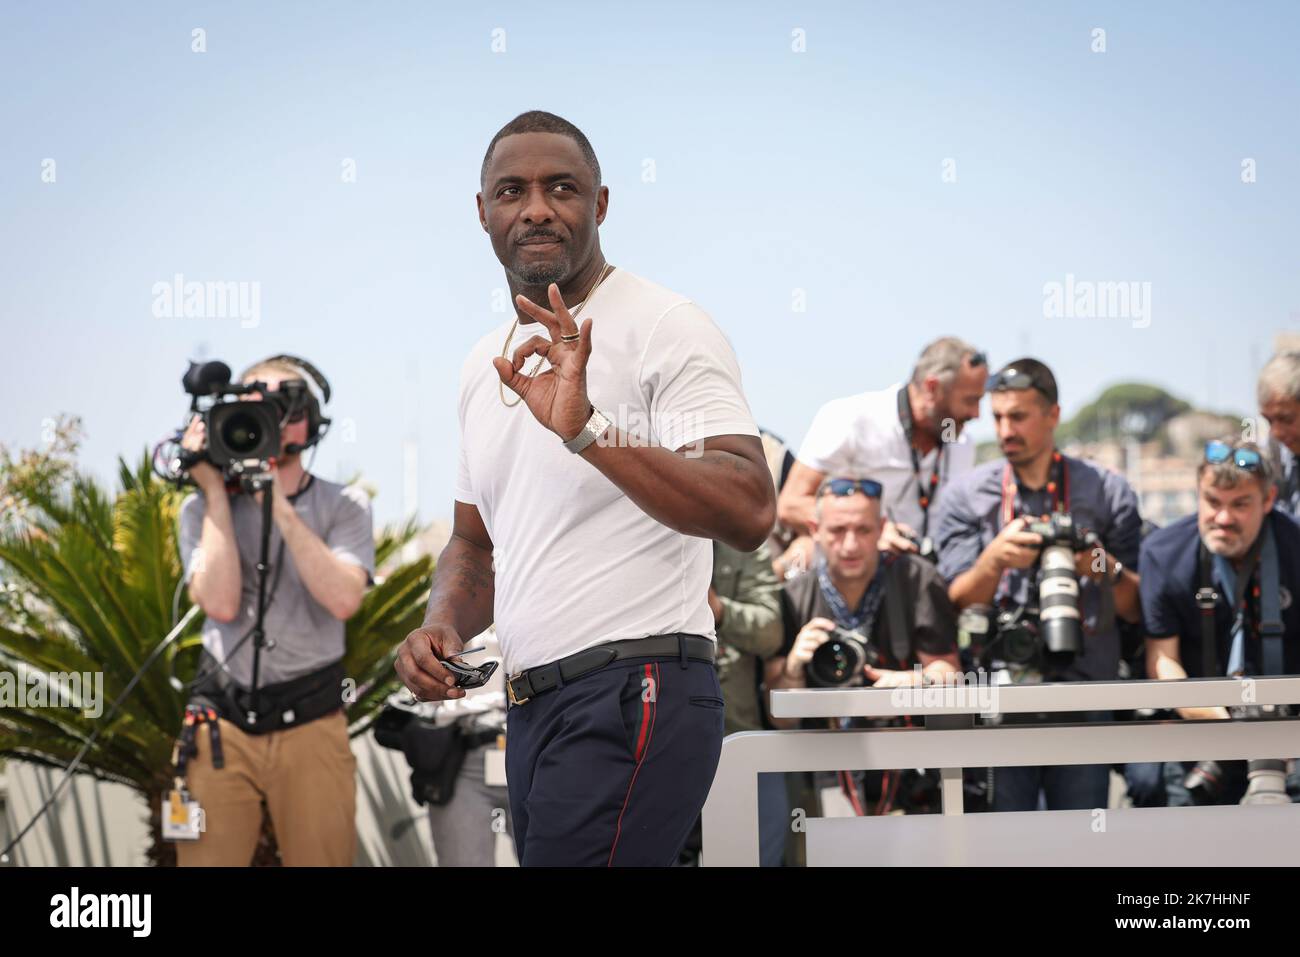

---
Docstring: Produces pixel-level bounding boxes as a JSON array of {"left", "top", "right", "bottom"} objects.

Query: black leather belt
[{"left": 506, "top": 634, "right": 715, "bottom": 706}]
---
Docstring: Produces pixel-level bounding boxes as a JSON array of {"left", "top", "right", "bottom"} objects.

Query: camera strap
[
  {"left": 994, "top": 452, "right": 1069, "bottom": 607},
  {"left": 881, "top": 561, "right": 914, "bottom": 667},
  {"left": 999, "top": 452, "right": 1069, "bottom": 527},
  {"left": 897, "top": 386, "right": 947, "bottom": 540},
  {"left": 1197, "top": 521, "right": 1282, "bottom": 676}
]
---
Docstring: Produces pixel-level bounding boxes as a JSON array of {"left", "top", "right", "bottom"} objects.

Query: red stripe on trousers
[{"left": 608, "top": 662, "right": 659, "bottom": 866}]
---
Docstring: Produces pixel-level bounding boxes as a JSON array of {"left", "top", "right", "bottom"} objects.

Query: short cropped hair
[
  {"left": 989, "top": 356, "right": 1059, "bottom": 407},
  {"left": 481, "top": 110, "right": 601, "bottom": 188}
]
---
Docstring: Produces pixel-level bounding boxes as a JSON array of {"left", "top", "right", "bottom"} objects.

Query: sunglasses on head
[
  {"left": 987, "top": 366, "right": 1056, "bottom": 404},
  {"left": 819, "top": 477, "right": 884, "bottom": 499},
  {"left": 1205, "top": 440, "right": 1263, "bottom": 471},
  {"left": 968, "top": 350, "right": 988, "bottom": 368}
]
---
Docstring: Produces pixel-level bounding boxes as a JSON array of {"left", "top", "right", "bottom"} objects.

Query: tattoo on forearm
[
  {"left": 451, "top": 548, "right": 493, "bottom": 598},
  {"left": 424, "top": 540, "right": 494, "bottom": 626}
]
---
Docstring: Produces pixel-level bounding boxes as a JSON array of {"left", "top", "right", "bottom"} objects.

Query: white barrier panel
[
  {"left": 805, "top": 803, "right": 1300, "bottom": 866},
  {"left": 701, "top": 677, "right": 1300, "bottom": 867}
]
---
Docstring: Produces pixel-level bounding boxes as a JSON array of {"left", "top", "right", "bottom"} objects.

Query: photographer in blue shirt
[
  {"left": 1140, "top": 439, "right": 1300, "bottom": 805},
  {"left": 935, "top": 358, "right": 1143, "bottom": 812}
]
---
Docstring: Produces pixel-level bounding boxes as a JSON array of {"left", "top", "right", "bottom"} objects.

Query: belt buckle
[{"left": 507, "top": 672, "right": 529, "bottom": 706}]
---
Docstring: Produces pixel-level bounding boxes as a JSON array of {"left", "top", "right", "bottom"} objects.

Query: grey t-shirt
[
  {"left": 178, "top": 476, "right": 375, "bottom": 687},
  {"left": 933, "top": 455, "right": 1142, "bottom": 681}
]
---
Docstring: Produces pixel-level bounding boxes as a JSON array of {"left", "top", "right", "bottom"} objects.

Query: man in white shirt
[
  {"left": 394, "top": 111, "right": 776, "bottom": 866},
  {"left": 776, "top": 337, "right": 987, "bottom": 569}
]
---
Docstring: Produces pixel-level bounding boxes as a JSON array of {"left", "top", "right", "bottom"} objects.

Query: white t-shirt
[
  {"left": 795, "top": 382, "right": 976, "bottom": 536},
  {"left": 455, "top": 268, "right": 760, "bottom": 674}
]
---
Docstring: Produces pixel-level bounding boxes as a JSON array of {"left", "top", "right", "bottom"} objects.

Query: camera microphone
[{"left": 182, "top": 360, "right": 233, "bottom": 397}]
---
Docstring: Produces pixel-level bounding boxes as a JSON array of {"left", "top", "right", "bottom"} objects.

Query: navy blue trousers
[{"left": 505, "top": 652, "right": 724, "bottom": 866}]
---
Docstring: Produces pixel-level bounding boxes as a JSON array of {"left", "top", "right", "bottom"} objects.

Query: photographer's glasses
[
  {"left": 818, "top": 477, "right": 884, "bottom": 500},
  {"left": 1205, "top": 440, "right": 1263, "bottom": 471}
]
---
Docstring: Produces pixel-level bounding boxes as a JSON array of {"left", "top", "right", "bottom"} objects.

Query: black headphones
[{"left": 239, "top": 353, "right": 333, "bottom": 455}]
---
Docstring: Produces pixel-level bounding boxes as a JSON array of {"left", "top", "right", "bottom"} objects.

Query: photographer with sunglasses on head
[
  {"left": 934, "top": 358, "right": 1143, "bottom": 812},
  {"left": 1140, "top": 439, "right": 1300, "bottom": 806},
  {"left": 764, "top": 477, "right": 960, "bottom": 840}
]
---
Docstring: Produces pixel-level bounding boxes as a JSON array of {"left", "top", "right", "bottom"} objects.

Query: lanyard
[
  {"left": 1000, "top": 451, "right": 1069, "bottom": 526},
  {"left": 994, "top": 451, "right": 1069, "bottom": 607},
  {"left": 896, "top": 387, "right": 947, "bottom": 538},
  {"left": 1199, "top": 520, "right": 1285, "bottom": 677}
]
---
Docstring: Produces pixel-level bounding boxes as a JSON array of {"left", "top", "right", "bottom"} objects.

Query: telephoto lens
[
  {"left": 1240, "top": 759, "right": 1290, "bottom": 806},
  {"left": 1038, "top": 542, "right": 1082, "bottom": 655}
]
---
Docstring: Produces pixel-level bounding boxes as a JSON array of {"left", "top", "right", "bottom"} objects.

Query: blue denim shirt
[{"left": 933, "top": 454, "right": 1142, "bottom": 681}]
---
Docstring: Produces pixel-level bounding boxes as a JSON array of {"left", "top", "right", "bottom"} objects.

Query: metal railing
[{"left": 700, "top": 676, "right": 1300, "bottom": 866}]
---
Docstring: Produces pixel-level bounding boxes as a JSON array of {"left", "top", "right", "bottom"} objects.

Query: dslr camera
[
  {"left": 963, "top": 512, "right": 1100, "bottom": 672},
  {"left": 807, "top": 625, "right": 883, "bottom": 688}
]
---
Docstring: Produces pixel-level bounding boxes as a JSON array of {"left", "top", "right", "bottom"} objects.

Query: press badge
[{"left": 161, "top": 788, "right": 204, "bottom": 842}]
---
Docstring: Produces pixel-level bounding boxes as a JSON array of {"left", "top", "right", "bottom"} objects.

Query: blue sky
[{"left": 3, "top": 1, "right": 1297, "bottom": 525}]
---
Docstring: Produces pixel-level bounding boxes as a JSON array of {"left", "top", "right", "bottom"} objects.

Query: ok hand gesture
[{"left": 492, "top": 283, "right": 595, "bottom": 442}]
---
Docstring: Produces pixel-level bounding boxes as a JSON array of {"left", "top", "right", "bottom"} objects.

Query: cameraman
[
  {"left": 1140, "top": 439, "right": 1300, "bottom": 805},
  {"left": 935, "top": 358, "right": 1143, "bottom": 812},
  {"left": 765, "top": 478, "right": 960, "bottom": 820},
  {"left": 175, "top": 356, "right": 374, "bottom": 866}
]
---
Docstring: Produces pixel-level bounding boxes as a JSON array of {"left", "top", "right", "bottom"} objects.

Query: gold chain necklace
[{"left": 498, "top": 262, "right": 614, "bottom": 408}]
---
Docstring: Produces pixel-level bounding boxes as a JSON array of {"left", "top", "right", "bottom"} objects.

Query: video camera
[{"left": 154, "top": 357, "right": 330, "bottom": 489}]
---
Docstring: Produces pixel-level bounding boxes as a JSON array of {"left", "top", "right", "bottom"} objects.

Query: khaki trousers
[{"left": 176, "top": 710, "right": 356, "bottom": 867}]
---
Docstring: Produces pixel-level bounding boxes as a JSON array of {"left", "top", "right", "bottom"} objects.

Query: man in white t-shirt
[
  {"left": 775, "top": 337, "right": 987, "bottom": 571},
  {"left": 394, "top": 111, "right": 776, "bottom": 867}
]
